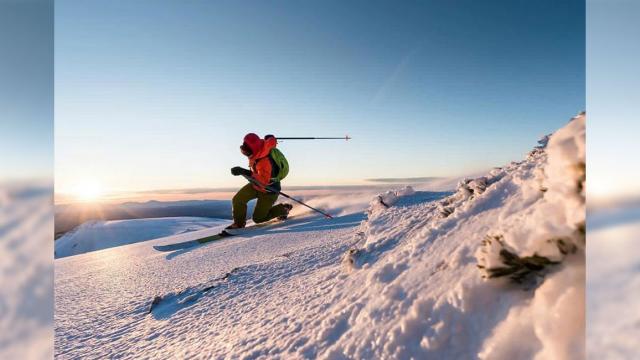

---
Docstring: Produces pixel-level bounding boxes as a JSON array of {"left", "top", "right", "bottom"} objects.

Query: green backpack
[{"left": 269, "top": 148, "right": 289, "bottom": 182}]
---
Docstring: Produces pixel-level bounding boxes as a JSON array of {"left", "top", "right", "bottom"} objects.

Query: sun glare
[{"left": 75, "top": 182, "right": 104, "bottom": 202}]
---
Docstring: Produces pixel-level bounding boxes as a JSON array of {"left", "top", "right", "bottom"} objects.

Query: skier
[
  {"left": 152, "top": 133, "right": 341, "bottom": 252},
  {"left": 227, "top": 133, "right": 293, "bottom": 230}
]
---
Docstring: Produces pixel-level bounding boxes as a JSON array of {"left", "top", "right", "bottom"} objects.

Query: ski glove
[{"left": 231, "top": 166, "right": 252, "bottom": 177}]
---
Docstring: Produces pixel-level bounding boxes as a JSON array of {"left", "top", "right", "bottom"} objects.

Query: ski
[{"left": 152, "top": 219, "right": 285, "bottom": 252}]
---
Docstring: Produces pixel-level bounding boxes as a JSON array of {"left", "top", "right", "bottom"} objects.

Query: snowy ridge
[
  {"left": 54, "top": 114, "right": 585, "bottom": 359},
  {"left": 336, "top": 113, "right": 585, "bottom": 359},
  {"left": 55, "top": 217, "right": 228, "bottom": 258}
]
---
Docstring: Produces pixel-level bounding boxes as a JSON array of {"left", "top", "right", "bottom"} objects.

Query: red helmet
[{"left": 241, "top": 133, "right": 263, "bottom": 156}]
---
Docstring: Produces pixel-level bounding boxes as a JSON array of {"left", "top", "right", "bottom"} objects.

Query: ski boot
[
  {"left": 277, "top": 203, "right": 293, "bottom": 221},
  {"left": 223, "top": 222, "right": 245, "bottom": 235}
]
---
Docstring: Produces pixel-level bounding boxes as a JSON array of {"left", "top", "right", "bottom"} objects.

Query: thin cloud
[
  {"left": 366, "top": 177, "right": 443, "bottom": 183},
  {"left": 371, "top": 45, "right": 423, "bottom": 104}
]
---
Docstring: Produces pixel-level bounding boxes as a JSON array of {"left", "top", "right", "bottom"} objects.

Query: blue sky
[{"left": 55, "top": 0, "right": 585, "bottom": 201}]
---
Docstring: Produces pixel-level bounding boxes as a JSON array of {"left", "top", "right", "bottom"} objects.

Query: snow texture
[
  {"left": 55, "top": 217, "right": 228, "bottom": 259},
  {"left": 587, "top": 218, "right": 640, "bottom": 358},
  {"left": 55, "top": 114, "right": 585, "bottom": 359},
  {"left": 0, "top": 183, "right": 54, "bottom": 359}
]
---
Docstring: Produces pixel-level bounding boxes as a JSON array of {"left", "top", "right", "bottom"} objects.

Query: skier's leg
[
  {"left": 253, "top": 194, "right": 290, "bottom": 223},
  {"left": 252, "top": 192, "right": 287, "bottom": 223},
  {"left": 267, "top": 203, "right": 290, "bottom": 220},
  {"left": 232, "top": 184, "right": 258, "bottom": 227}
]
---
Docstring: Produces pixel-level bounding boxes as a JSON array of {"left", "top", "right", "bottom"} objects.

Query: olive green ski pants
[{"left": 232, "top": 184, "right": 288, "bottom": 226}]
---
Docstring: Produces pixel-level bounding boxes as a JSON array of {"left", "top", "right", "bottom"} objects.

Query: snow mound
[{"left": 55, "top": 217, "right": 228, "bottom": 258}]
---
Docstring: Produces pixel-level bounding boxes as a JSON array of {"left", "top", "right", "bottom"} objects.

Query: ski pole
[
  {"left": 275, "top": 135, "right": 351, "bottom": 141},
  {"left": 241, "top": 175, "right": 334, "bottom": 219}
]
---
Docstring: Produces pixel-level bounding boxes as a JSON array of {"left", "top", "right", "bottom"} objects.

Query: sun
[{"left": 75, "top": 182, "right": 104, "bottom": 202}]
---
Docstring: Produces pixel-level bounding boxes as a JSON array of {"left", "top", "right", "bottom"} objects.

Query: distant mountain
[{"left": 365, "top": 176, "right": 443, "bottom": 183}]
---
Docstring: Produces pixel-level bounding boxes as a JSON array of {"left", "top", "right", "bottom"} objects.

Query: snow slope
[
  {"left": 55, "top": 114, "right": 585, "bottom": 359},
  {"left": 55, "top": 217, "right": 228, "bottom": 259}
]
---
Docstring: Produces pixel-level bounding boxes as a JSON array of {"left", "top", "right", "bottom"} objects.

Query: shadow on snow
[{"left": 164, "top": 212, "right": 365, "bottom": 260}]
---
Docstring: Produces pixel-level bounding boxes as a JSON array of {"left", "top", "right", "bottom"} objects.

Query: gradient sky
[
  {"left": 1, "top": 0, "right": 53, "bottom": 181},
  {"left": 55, "top": 0, "right": 585, "bottom": 201},
  {"left": 587, "top": 0, "right": 640, "bottom": 203}
]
